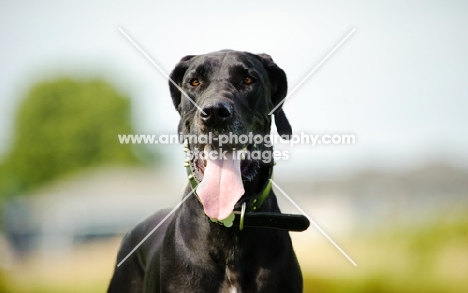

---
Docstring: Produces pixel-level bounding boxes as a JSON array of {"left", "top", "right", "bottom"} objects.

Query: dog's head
[{"left": 169, "top": 50, "right": 291, "bottom": 220}]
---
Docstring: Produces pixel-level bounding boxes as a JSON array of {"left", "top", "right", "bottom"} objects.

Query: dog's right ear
[{"left": 169, "top": 55, "right": 196, "bottom": 113}]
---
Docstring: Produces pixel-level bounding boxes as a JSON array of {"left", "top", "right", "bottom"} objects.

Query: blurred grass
[
  {"left": 2, "top": 210, "right": 467, "bottom": 293},
  {"left": 301, "top": 209, "right": 468, "bottom": 293},
  {"left": 1, "top": 279, "right": 105, "bottom": 293},
  {"left": 1, "top": 238, "right": 120, "bottom": 293}
]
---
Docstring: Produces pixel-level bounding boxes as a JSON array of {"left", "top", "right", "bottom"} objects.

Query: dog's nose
[{"left": 200, "top": 102, "right": 233, "bottom": 126}]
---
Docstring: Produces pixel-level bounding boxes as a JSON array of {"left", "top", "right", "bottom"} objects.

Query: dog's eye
[
  {"left": 189, "top": 79, "right": 200, "bottom": 87},
  {"left": 244, "top": 76, "right": 255, "bottom": 85}
]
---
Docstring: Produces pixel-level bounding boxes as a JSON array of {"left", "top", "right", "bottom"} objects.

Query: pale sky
[{"left": 1, "top": 0, "right": 468, "bottom": 178}]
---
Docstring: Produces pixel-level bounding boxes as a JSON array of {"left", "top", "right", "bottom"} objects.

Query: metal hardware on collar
[{"left": 239, "top": 202, "right": 246, "bottom": 231}]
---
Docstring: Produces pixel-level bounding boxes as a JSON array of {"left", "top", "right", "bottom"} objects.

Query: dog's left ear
[
  {"left": 257, "top": 53, "right": 292, "bottom": 138},
  {"left": 169, "top": 55, "right": 197, "bottom": 113}
]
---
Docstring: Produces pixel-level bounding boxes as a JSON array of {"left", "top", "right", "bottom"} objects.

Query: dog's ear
[
  {"left": 257, "top": 53, "right": 292, "bottom": 138},
  {"left": 169, "top": 55, "right": 196, "bottom": 143},
  {"left": 169, "top": 55, "right": 196, "bottom": 113}
]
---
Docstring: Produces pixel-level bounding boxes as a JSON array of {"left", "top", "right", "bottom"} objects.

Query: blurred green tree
[{"left": 0, "top": 78, "right": 146, "bottom": 198}]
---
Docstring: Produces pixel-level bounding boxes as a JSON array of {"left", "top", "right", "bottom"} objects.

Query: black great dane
[{"left": 108, "top": 50, "right": 310, "bottom": 293}]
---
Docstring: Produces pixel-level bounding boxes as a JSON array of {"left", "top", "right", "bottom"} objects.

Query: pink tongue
[{"left": 196, "top": 151, "right": 244, "bottom": 220}]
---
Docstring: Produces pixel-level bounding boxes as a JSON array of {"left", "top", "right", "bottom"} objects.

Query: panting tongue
[{"left": 196, "top": 148, "right": 244, "bottom": 221}]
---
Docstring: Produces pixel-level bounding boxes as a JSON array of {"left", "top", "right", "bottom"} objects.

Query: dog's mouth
[
  {"left": 190, "top": 143, "right": 259, "bottom": 182},
  {"left": 189, "top": 143, "right": 260, "bottom": 221}
]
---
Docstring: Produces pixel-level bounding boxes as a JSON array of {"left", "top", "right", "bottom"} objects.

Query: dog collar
[{"left": 183, "top": 146, "right": 310, "bottom": 232}]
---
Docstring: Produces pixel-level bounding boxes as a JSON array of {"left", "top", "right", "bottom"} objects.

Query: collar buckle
[{"left": 239, "top": 202, "right": 246, "bottom": 231}]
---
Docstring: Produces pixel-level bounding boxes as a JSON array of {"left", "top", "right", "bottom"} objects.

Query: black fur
[{"left": 108, "top": 50, "right": 302, "bottom": 293}]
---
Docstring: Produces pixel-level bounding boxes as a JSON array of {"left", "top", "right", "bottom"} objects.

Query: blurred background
[{"left": 1, "top": 0, "right": 467, "bottom": 292}]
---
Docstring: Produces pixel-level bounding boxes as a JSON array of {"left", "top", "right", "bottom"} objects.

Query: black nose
[{"left": 200, "top": 101, "right": 233, "bottom": 126}]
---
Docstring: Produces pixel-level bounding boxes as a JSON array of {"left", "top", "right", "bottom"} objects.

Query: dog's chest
[{"left": 220, "top": 266, "right": 241, "bottom": 293}]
